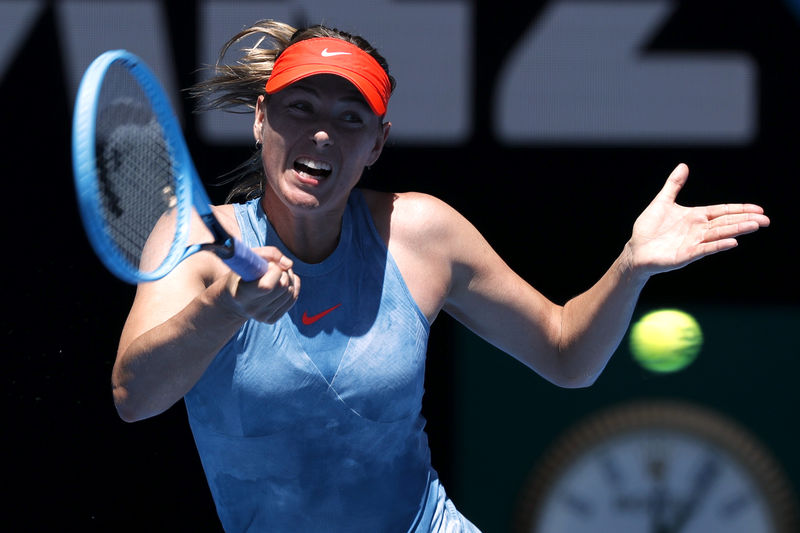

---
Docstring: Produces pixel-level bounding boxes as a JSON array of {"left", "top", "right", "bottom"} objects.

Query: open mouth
[{"left": 294, "top": 157, "right": 332, "bottom": 179}]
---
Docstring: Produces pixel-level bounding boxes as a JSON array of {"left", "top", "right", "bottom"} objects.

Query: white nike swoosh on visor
[{"left": 321, "top": 48, "right": 352, "bottom": 57}]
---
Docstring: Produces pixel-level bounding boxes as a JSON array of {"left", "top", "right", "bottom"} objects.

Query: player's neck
[{"left": 261, "top": 190, "right": 344, "bottom": 264}]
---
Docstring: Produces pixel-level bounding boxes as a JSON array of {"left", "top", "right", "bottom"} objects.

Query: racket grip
[{"left": 223, "top": 240, "right": 270, "bottom": 282}]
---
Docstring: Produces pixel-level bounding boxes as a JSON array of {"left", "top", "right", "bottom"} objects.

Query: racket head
[{"left": 72, "top": 50, "right": 195, "bottom": 284}]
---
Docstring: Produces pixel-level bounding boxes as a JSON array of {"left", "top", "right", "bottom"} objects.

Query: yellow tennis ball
[{"left": 629, "top": 309, "right": 703, "bottom": 373}]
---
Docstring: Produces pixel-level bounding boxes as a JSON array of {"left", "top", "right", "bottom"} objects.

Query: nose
[{"left": 311, "top": 129, "right": 333, "bottom": 148}]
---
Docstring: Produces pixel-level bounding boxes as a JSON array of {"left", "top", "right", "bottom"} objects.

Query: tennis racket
[{"left": 72, "top": 49, "right": 268, "bottom": 284}]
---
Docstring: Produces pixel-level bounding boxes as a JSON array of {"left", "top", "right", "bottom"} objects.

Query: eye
[
  {"left": 340, "top": 110, "right": 366, "bottom": 125},
  {"left": 288, "top": 100, "right": 313, "bottom": 113}
]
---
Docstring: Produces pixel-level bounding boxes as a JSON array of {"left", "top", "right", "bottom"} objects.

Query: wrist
[{"left": 619, "top": 241, "right": 652, "bottom": 287}]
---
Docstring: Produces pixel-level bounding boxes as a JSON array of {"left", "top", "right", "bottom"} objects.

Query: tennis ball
[{"left": 629, "top": 309, "right": 703, "bottom": 373}]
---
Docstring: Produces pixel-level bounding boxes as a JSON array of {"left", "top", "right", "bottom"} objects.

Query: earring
[{"left": 255, "top": 140, "right": 262, "bottom": 150}]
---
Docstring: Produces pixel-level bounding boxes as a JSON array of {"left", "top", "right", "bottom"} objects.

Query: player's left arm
[
  {"left": 441, "top": 163, "right": 769, "bottom": 388},
  {"left": 440, "top": 211, "right": 646, "bottom": 389}
]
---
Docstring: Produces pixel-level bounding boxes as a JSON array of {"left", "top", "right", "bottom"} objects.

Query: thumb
[
  {"left": 253, "top": 246, "right": 294, "bottom": 271},
  {"left": 656, "top": 163, "right": 689, "bottom": 204}
]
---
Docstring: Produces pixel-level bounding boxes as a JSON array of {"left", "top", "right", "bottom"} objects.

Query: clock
[{"left": 515, "top": 400, "right": 799, "bottom": 533}]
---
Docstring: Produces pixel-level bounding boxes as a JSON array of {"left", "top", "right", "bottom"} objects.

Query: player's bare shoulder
[
  {"left": 360, "top": 189, "right": 461, "bottom": 248},
  {"left": 210, "top": 203, "right": 241, "bottom": 240}
]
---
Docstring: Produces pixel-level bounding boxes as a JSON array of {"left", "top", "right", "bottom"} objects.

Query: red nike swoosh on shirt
[{"left": 302, "top": 304, "right": 342, "bottom": 325}]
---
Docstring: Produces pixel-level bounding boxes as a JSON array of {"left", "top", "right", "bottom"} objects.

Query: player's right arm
[{"left": 112, "top": 209, "right": 299, "bottom": 422}]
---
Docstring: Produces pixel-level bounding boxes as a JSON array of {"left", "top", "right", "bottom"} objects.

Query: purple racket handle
[{"left": 222, "top": 239, "right": 270, "bottom": 282}]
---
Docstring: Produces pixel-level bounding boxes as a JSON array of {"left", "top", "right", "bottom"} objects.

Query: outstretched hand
[{"left": 627, "top": 163, "right": 769, "bottom": 277}]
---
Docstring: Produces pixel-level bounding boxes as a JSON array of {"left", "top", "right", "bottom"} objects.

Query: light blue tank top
[{"left": 184, "top": 190, "right": 479, "bottom": 532}]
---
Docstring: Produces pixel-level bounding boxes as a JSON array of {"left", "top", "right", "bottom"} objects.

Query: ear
[
  {"left": 253, "top": 95, "right": 266, "bottom": 143},
  {"left": 366, "top": 121, "right": 391, "bottom": 167}
]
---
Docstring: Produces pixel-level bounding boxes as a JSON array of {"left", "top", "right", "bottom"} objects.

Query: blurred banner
[{"left": 0, "top": 0, "right": 764, "bottom": 145}]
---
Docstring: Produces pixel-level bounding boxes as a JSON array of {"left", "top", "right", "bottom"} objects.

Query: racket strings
[{"left": 94, "top": 64, "right": 181, "bottom": 273}]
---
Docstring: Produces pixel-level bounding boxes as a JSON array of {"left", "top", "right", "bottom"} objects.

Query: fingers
[
  {"left": 691, "top": 207, "right": 769, "bottom": 263},
  {"left": 228, "top": 247, "right": 301, "bottom": 323},
  {"left": 700, "top": 205, "right": 770, "bottom": 244},
  {"left": 704, "top": 203, "right": 770, "bottom": 225},
  {"left": 254, "top": 246, "right": 296, "bottom": 268},
  {"left": 251, "top": 267, "right": 299, "bottom": 323},
  {"left": 267, "top": 269, "right": 300, "bottom": 322},
  {"left": 694, "top": 238, "right": 740, "bottom": 259},
  {"left": 704, "top": 223, "right": 753, "bottom": 244},
  {"left": 275, "top": 267, "right": 301, "bottom": 303}
]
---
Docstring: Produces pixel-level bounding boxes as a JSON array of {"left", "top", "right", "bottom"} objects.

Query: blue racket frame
[{"left": 72, "top": 50, "right": 268, "bottom": 284}]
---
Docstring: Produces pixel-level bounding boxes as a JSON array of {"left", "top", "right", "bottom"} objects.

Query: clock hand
[
  {"left": 645, "top": 453, "right": 671, "bottom": 533},
  {"left": 649, "top": 485, "right": 671, "bottom": 533},
  {"left": 667, "top": 455, "right": 721, "bottom": 533}
]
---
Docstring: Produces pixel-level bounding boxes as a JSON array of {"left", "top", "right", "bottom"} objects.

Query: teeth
[{"left": 296, "top": 157, "right": 331, "bottom": 172}]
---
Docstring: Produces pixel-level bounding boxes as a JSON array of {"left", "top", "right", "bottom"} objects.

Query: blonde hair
[{"left": 191, "top": 20, "right": 396, "bottom": 202}]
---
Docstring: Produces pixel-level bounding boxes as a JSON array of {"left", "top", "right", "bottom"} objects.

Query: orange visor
[{"left": 265, "top": 37, "right": 392, "bottom": 116}]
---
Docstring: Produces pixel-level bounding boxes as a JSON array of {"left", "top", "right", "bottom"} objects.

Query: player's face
[{"left": 255, "top": 74, "right": 390, "bottom": 215}]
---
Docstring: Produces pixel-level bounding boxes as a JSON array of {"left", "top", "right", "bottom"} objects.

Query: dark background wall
[{"left": 3, "top": 1, "right": 798, "bottom": 531}]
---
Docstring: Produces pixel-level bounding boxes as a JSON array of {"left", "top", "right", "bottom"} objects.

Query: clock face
[{"left": 517, "top": 401, "right": 799, "bottom": 533}]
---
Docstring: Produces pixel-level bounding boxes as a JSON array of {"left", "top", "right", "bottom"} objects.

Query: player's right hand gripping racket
[{"left": 72, "top": 50, "right": 268, "bottom": 284}]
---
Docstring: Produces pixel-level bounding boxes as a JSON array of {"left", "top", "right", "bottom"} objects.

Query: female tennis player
[{"left": 111, "top": 20, "right": 770, "bottom": 532}]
